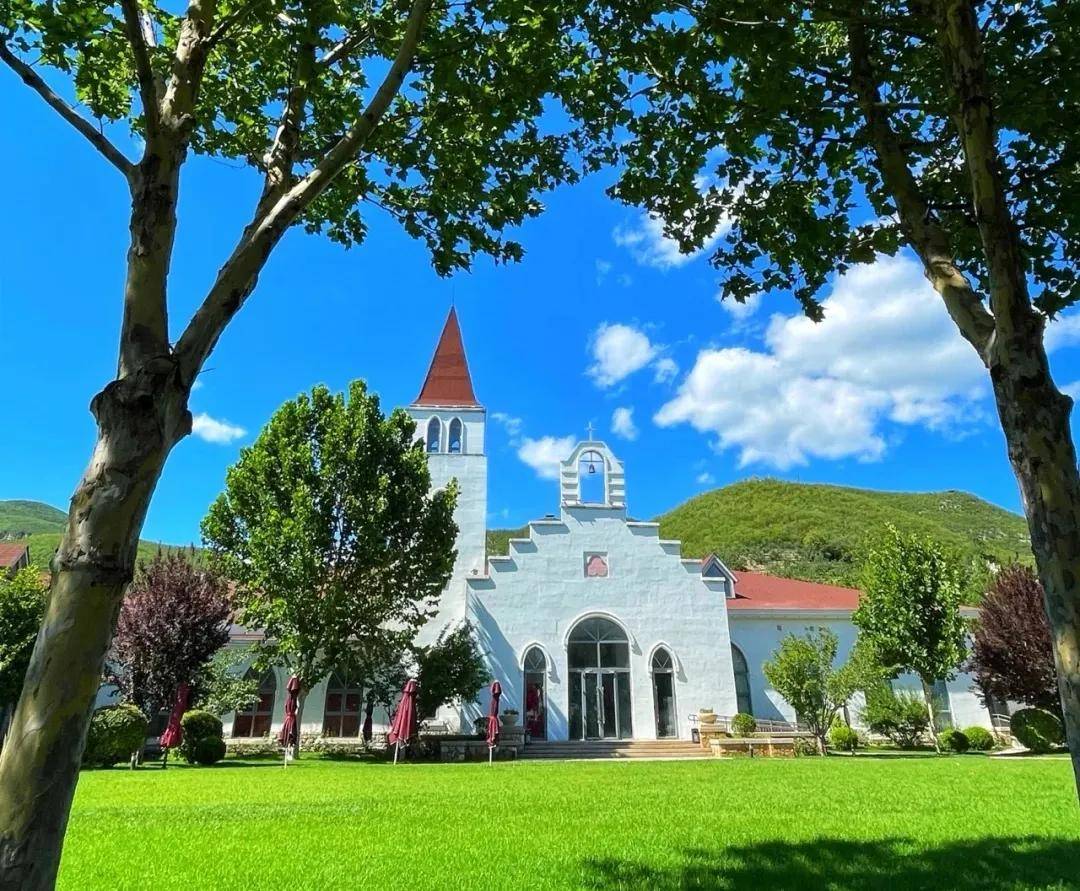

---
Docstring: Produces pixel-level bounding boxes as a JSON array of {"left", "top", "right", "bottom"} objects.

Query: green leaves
[
  {"left": 0, "top": 567, "right": 46, "bottom": 707},
  {"left": 201, "top": 379, "right": 458, "bottom": 694},
  {"left": 579, "top": 0, "right": 1079, "bottom": 318},
  {"left": 855, "top": 524, "right": 968, "bottom": 686}
]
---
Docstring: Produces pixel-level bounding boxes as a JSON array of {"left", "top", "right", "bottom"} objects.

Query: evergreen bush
[
  {"left": 1010, "top": 708, "right": 1064, "bottom": 753},
  {"left": 731, "top": 713, "right": 757, "bottom": 737},
  {"left": 180, "top": 709, "right": 225, "bottom": 764},
  {"left": 937, "top": 728, "right": 970, "bottom": 753},
  {"left": 963, "top": 726, "right": 995, "bottom": 751},
  {"left": 83, "top": 704, "right": 148, "bottom": 767},
  {"left": 828, "top": 722, "right": 860, "bottom": 752}
]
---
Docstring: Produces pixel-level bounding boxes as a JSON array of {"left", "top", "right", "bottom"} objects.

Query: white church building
[{"left": 221, "top": 309, "right": 1000, "bottom": 744}]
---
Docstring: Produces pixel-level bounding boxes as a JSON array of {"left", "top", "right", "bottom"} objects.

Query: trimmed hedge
[
  {"left": 964, "top": 726, "right": 995, "bottom": 751},
  {"left": 181, "top": 709, "right": 225, "bottom": 764},
  {"left": 937, "top": 728, "right": 970, "bottom": 753},
  {"left": 1010, "top": 708, "right": 1063, "bottom": 753},
  {"left": 84, "top": 704, "right": 148, "bottom": 767},
  {"left": 731, "top": 713, "right": 757, "bottom": 737},
  {"left": 191, "top": 736, "right": 226, "bottom": 765}
]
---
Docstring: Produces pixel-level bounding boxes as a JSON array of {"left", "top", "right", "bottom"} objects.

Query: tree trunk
[
  {"left": 0, "top": 366, "right": 190, "bottom": 891},
  {"left": 920, "top": 678, "right": 941, "bottom": 753},
  {"left": 988, "top": 338, "right": 1080, "bottom": 785}
]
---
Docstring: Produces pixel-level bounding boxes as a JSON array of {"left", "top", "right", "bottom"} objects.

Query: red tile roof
[
  {"left": 0, "top": 542, "right": 30, "bottom": 570},
  {"left": 414, "top": 307, "right": 479, "bottom": 407},
  {"left": 728, "top": 570, "right": 861, "bottom": 612}
]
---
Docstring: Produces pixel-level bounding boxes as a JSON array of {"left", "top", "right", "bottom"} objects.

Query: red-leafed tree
[
  {"left": 970, "top": 565, "right": 1060, "bottom": 715},
  {"left": 112, "top": 553, "right": 231, "bottom": 723}
]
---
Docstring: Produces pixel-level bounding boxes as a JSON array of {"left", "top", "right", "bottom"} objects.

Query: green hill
[
  {"left": 0, "top": 500, "right": 194, "bottom": 572},
  {"left": 488, "top": 479, "right": 1031, "bottom": 593}
]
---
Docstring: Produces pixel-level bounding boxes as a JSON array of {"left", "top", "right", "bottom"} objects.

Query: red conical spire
[{"left": 414, "top": 307, "right": 479, "bottom": 406}]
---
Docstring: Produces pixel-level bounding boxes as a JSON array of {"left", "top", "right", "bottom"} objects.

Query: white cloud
[
  {"left": 595, "top": 259, "right": 612, "bottom": 284},
  {"left": 518, "top": 435, "right": 576, "bottom": 480},
  {"left": 611, "top": 407, "right": 638, "bottom": 440},
  {"left": 718, "top": 291, "right": 762, "bottom": 320},
  {"left": 1061, "top": 380, "right": 1080, "bottom": 400},
  {"left": 491, "top": 412, "right": 523, "bottom": 439},
  {"left": 613, "top": 211, "right": 730, "bottom": 270},
  {"left": 192, "top": 413, "right": 246, "bottom": 445},
  {"left": 1045, "top": 312, "right": 1080, "bottom": 353},
  {"left": 696, "top": 471, "right": 715, "bottom": 485},
  {"left": 588, "top": 323, "right": 659, "bottom": 388},
  {"left": 655, "top": 254, "right": 991, "bottom": 469},
  {"left": 653, "top": 357, "right": 679, "bottom": 384}
]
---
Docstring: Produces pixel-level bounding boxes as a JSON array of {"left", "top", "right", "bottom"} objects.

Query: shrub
[
  {"left": 964, "top": 726, "right": 995, "bottom": 751},
  {"left": 937, "top": 728, "right": 970, "bottom": 753},
  {"left": 180, "top": 709, "right": 224, "bottom": 764},
  {"left": 1010, "top": 708, "right": 1064, "bottom": 753},
  {"left": 191, "top": 735, "right": 226, "bottom": 765},
  {"left": 862, "top": 686, "right": 930, "bottom": 749},
  {"left": 83, "top": 704, "right": 148, "bottom": 767},
  {"left": 828, "top": 722, "right": 860, "bottom": 752},
  {"left": 792, "top": 737, "right": 820, "bottom": 757},
  {"left": 731, "top": 713, "right": 757, "bottom": 737}
]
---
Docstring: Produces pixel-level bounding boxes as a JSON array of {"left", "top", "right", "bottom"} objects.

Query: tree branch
[
  {"left": 206, "top": 0, "right": 261, "bottom": 49},
  {"left": 319, "top": 29, "right": 367, "bottom": 67},
  {"left": 0, "top": 40, "right": 133, "bottom": 178},
  {"left": 120, "top": 0, "right": 161, "bottom": 138},
  {"left": 847, "top": 19, "right": 995, "bottom": 359},
  {"left": 174, "top": 0, "right": 433, "bottom": 382}
]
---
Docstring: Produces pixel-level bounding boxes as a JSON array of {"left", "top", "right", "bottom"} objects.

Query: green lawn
[{"left": 61, "top": 755, "right": 1078, "bottom": 890}]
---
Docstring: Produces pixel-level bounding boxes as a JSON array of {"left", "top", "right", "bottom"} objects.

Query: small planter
[
  {"left": 699, "top": 710, "right": 718, "bottom": 726},
  {"left": 500, "top": 711, "right": 519, "bottom": 728}
]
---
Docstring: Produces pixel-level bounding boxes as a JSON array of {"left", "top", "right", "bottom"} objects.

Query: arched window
[
  {"left": 323, "top": 671, "right": 363, "bottom": 737},
  {"left": 426, "top": 417, "right": 442, "bottom": 453},
  {"left": 523, "top": 646, "right": 547, "bottom": 740},
  {"left": 578, "top": 449, "right": 606, "bottom": 504},
  {"left": 731, "top": 645, "right": 752, "bottom": 716},
  {"left": 568, "top": 617, "right": 632, "bottom": 740},
  {"left": 448, "top": 418, "right": 463, "bottom": 454},
  {"left": 233, "top": 669, "right": 277, "bottom": 737},
  {"left": 651, "top": 647, "right": 677, "bottom": 738}
]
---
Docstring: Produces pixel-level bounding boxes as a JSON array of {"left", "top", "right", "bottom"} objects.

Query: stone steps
[{"left": 519, "top": 739, "right": 708, "bottom": 760}]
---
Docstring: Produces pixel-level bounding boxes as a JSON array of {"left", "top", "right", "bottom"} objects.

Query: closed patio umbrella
[
  {"left": 159, "top": 682, "right": 190, "bottom": 768},
  {"left": 362, "top": 699, "right": 374, "bottom": 743},
  {"left": 278, "top": 675, "right": 301, "bottom": 766},
  {"left": 387, "top": 679, "right": 418, "bottom": 764},
  {"left": 486, "top": 680, "right": 502, "bottom": 765}
]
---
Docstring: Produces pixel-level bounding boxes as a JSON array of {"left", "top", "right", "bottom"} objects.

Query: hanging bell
[{"left": 588, "top": 461, "right": 597, "bottom": 475}]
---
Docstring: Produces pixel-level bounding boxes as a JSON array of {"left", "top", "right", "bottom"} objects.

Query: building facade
[{"left": 219, "top": 309, "right": 1000, "bottom": 743}]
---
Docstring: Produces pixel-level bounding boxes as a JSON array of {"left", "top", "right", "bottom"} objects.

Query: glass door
[
  {"left": 584, "top": 671, "right": 601, "bottom": 738},
  {"left": 653, "top": 672, "right": 676, "bottom": 738},
  {"left": 601, "top": 674, "right": 618, "bottom": 738}
]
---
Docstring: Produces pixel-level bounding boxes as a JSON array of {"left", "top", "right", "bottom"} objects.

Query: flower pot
[
  {"left": 699, "top": 711, "right": 718, "bottom": 726},
  {"left": 500, "top": 713, "right": 519, "bottom": 728}
]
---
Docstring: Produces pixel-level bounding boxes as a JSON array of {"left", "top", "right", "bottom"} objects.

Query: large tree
[
  {"left": 111, "top": 552, "right": 231, "bottom": 721},
  {"left": 201, "top": 381, "right": 458, "bottom": 733},
  {"left": 0, "top": 1, "right": 591, "bottom": 883},
  {"left": 969, "top": 563, "right": 1060, "bottom": 714},
  {"left": 854, "top": 525, "right": 968, "bottom": 750},
  {"left": 0, "top": 568, "right": 46, "bottom": 748},
  {"left": 580, "top": 0, "right": 1080, "bottom": 789}
]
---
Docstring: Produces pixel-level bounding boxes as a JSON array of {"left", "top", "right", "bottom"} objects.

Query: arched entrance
[
  {"left": 731, "top": 645, "right": 752, "bottom": 716},
  {"left": 523, "top": 646, "right": 547, "bottom": 740},
  {"left": 567, "top": 617, "right": 632, "bottom": 740},
  {"left": 651, "top": 648, "right": 677, "bottom": 738}
]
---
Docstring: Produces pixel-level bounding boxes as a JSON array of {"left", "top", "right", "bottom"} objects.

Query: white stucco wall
[
  {"left": 465, "top": 502, "right": 738, "bottom": 742},
  {"left": 728, "top": 612, "right": 995, "bottom": 730}
]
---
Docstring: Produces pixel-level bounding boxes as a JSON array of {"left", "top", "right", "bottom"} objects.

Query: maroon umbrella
[
  {"left": 486, "top": 680, "right": 502, "bottom": 764},
  {"left": 278, "top": 675, "right": 301, "bottom": 759},
  {"left": 362, "top": 699, "right": 374, "bottom": 743},
  {"left": 159, "top": 682, "right": 190, "bottom": 767},
  {"left": 387, "top": 679, "right": 418, "bottom": 763}
]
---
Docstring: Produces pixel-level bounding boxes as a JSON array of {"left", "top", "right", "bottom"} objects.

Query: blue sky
[{"left": 4, "top": 77, "right": 1080, "bottom": 545}]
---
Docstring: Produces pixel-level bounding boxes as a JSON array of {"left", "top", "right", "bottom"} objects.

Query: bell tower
[{"left": 408, "top": 308, "right": 488, "bottom": 623}]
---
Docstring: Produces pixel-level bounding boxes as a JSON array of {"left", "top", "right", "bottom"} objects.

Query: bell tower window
[
  {"left": 578, "top": 449, "right": 606, "bottom": 504},
  {"left": 448, "top": 418, "right": 463, "bottom": 454},
  {"left": 426, "top": 417, "right": 442, "bottom": 453}
]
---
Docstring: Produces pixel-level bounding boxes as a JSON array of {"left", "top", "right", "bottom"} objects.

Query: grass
[{"left": 61, "top": 755, "right": 1078, "bottom": 889}]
